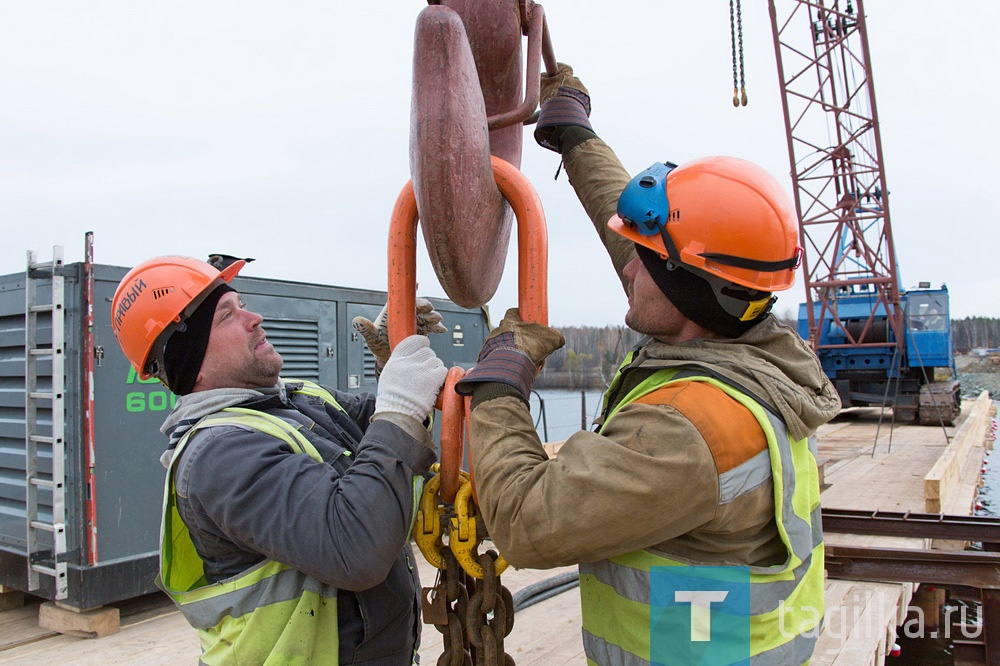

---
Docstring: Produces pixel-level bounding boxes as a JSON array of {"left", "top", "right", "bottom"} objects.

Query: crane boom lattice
[{"left": 769, "top": 0, "right": 902, "bottom": 352}]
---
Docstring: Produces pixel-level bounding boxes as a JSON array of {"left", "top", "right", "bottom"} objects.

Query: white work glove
[
  {"left": 373, "top": 335, "right": 448, "bottom": 421},
  {"left": 352, "top": 294, "right": 448, "bottom": 371}
]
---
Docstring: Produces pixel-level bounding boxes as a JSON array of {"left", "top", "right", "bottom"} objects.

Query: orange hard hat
[
  {"left": 111, "top": 256, "right": 244, "bottom": 380},
  {"left": 609, "top": 157, "right": 801, "bottom": 291}
]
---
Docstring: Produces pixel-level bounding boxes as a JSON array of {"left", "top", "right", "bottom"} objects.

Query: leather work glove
[
  {"left": 534, "top": 62, "right": 593, "bottom": 153},
  {"left": 352, "top": 294, "right": 448, "bottom": 372},
  {"left": 373, "top": 335, "right": 448, "bottom": 422},
  {"left": 455, "top": 308, "right": 565, "bottom": 401}
]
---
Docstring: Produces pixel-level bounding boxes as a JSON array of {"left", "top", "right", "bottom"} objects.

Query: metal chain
[
  {"left": 428, "top": 548, "right": 472, "bottom": 666},
  {"left": 729, "top": 0, "right": 748, "bottom": 107},
  {"left": 464, "top": 552, "right": 515, "bottom": 666},
  {"left": 737, "top": 0, "right": 747, "bottom": 105},
  {"left": 418, "top": 471, "right": 515, "bottom": 664},
  {"left": 729, "top": 0, "right": 739, "bottom": 106}
]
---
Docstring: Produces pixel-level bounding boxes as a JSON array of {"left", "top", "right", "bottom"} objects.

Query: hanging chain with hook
[
  {"left": 730, "top": 0, "right": 747, "bottom": 106},
  {"left": 417, "top": 466, "right": 515, "bottom": 665}
]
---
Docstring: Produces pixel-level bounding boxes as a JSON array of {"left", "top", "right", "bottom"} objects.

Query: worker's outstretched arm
[
  {"left": 458, "top": 311, "right": 721, "bottom": 569},
  {"left": 535, "top": 63, "right": 637, "bottom": 293}
]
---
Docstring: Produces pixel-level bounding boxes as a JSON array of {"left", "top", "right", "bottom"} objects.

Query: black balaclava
[
  {"left": 163, "top": 284, "right": 234, "bottom": 395},
  {"left": 635, "top": 245, "right": 770, "bottom": 338}
]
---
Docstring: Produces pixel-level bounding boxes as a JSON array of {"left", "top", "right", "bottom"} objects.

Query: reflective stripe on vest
[
  {"left": 159, "top": 384, "right": 348, "bottom": 665},
  {"left": 580, "top": 370, "right": 824, "bottom": 665},
  {"left": 285, "top": 378, "right": 348, "bottom": 414}
]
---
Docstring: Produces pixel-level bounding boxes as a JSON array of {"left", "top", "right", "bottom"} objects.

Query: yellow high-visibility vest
[
  {"left": 158, "top": 380, "right": 344, "bottom": 666},
  {"left": 580, "top": 369, "right": 824, "bottom": 665}
]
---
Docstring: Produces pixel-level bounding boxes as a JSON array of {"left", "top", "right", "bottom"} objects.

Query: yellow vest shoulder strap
[
  {"left": 284, "top": 378, "right": 347, "bottom": 413},
  {"left": 192, "top": 408, "right": 324, "bottom": 462}
]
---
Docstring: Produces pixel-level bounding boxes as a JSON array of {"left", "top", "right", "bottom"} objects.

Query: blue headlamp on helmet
[
  {"left": 616, "top": 161, "right": 678, "bottom": 236},
  {"left": 616, "top": 161, "right": 684, "bottom": 264}
]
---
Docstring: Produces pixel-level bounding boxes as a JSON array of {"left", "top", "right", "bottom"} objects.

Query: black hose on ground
[{"left": 512, "top": 571, "right": 580, "bottom": 613}]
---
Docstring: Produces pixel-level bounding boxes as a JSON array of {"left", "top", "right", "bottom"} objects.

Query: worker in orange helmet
[
  {"left": 456, "top": 65, "right": 842, "bottom": 665},
  {"left": 110, "top": 255, "right": 448, "bottom": 665}
]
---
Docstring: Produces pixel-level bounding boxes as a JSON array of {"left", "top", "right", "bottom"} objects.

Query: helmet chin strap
[
  {"left": 657, "top": 225, "right": 683, "bottom": 265},
  {"left": 698, "top": 247, "right": 802, "bottom": 273},
  {"left": 636, "top": 245, "right": 771, "bottom": 338}
]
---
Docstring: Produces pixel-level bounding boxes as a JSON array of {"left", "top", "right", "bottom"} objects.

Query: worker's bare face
[
  {"left": 194, "top": 292, "right": 283, "bottom": 391},
  {"left": 622, "top": 256, "right": 691, "bottom": 344}
]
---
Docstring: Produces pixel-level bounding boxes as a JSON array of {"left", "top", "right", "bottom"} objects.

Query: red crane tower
[{"left": 767, "top": 0, "right": 959, "bottom": 424}]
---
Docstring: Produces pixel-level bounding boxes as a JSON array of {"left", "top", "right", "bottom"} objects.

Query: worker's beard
[
  {"left": 224, "top": 345, "right": 283, "bottom": 390},
  {"left": 242, "top": 349, "right": 283, "bottom": 388}
]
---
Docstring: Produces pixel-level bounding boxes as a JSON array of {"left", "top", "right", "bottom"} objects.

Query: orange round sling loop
[
  {"left": 387, "top": 156, "right": 548, "bottom": 503},
  {"left": 438, "top": 366, "right": 467, "bottom": 503}
]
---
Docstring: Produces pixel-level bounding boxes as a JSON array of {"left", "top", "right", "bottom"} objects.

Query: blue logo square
[{"left": 650, "top": 566, "right": 751, "bottom": 666}]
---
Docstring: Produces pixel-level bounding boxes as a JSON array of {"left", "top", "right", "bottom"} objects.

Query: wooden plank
[
  {"left": 933, "top": 441, "right": 987, "bottom": 550},
  {"left": 38, "top": 602, "right": 120, "bottom": 639},
  {"left": 821, "top": 412, "right": 954, "bottom": 516},
  {"left": 813, "top": 580, "right": 908, "bottom": 666},
  {"left": 0, "top": 597, "right": 56, "bottom": 652},
  {"left": 922, "top": 392, "right": 992, "bottom": 550},
  {"left": 812, "top": 581, "right": 856, "bottom": 665},
  {"left": 840, "top": 585, "right": 901, "bottom": 666},
  {"left": 924, "top": 392, "right": 992, "bottom": 512},
  {"left": 895, "top": 582, "right": 916, "bottom": 627},
  {"left": 506, "top": 588, "right": 585, "bottom": 665},
  {"left": 1, "top": 604, "right": 199, "bottom": 665}
]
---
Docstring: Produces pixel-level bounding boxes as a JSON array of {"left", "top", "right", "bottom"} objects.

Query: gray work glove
[
  {"left": 352, "top": 294, "right": 447, "bottom": 371},
  {"left": 534, "top": 62, "right": 593, "bottom": 153},
  {"left": 373, "top": 335, "right": 448, "bottom": 422},
  {"left": 454, "top": 308, "right": 565, "bottom": 400}
]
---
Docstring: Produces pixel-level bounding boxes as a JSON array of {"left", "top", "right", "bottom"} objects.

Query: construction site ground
[{"left": 0, "top": 393, "right": 994, "bottom": 665}]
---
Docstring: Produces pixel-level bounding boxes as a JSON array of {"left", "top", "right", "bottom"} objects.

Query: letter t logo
[{"left": 674, "top": 590, "right": 729, "bottom": 641}]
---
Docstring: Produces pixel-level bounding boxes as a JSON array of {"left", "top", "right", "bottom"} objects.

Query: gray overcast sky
[{"left": 2, "top": 1, "right": 997, "bottom": 325}]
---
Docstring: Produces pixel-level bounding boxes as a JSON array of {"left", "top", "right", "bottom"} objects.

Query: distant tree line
[
  {"left": 536, "top": 326, "right": 644, "bottom": 389},
  {"left": 534, "top": 317, "right": 1000, "bottom": 390},
  {"left": 952, "top": 317, "right": 1000, "bottom": 351}
]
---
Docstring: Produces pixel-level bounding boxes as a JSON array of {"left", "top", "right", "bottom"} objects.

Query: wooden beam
[
  {"left": 38, "top": 602, "right": 119, "bottom": 639},
  {"left": 925, "top": 392, "right": 992, "bottom": 513}
]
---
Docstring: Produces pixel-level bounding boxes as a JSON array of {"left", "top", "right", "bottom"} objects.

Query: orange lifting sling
[{"left": 388, "top": 155, "right": 548, "bottom": 503}]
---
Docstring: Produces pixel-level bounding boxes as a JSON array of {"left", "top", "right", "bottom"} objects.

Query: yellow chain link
[
  {"left": 450, "top": 476, "right": 509, "bottom": 579},
  {"left": 413, "top": 470, "right": 446, "bottom": 570},
  {"left": 413, "top": 464, "right": 509, "bottom": 579}
]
